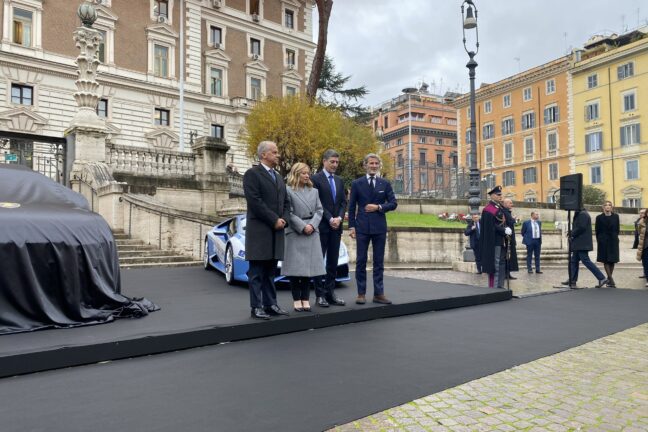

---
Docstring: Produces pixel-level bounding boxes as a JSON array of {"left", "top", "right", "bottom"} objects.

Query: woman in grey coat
[{"left": 283, "top": 162, "right": 325, "bottom": 312}]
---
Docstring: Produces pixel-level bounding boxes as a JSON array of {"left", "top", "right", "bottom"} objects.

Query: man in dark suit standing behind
[
  {"left": 521, "top": 211, "right": 543, "bottom": 274},
  {"left": 348, "top": 153, "right": 398, "bottom": 305},
  {"left": 311, "top": 149, "right": 347, "bottom": 307},
  {"left": 243, "top": 141, "right": 290, "bottom": 320},
  {"left": 464, "top": 214, "right": 482, "bottom": 274}
]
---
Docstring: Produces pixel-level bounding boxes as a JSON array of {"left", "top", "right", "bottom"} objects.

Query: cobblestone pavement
[
  {"left": 331, "top": 323, "right": 648, "bottom": 432},
  {"left": 385, "top": 267, "right": 647, "bottom": 297}
]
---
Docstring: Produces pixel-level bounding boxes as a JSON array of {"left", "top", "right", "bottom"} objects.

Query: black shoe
[
  {"left": 596, "top": 278, "right": 608, "bottom": 288},
  {"left": 640, "top": 275, "right": 646, "bottom": 279},
  {"left": 476, "top": 271, "right": 482, "bottom": 274},
  {"left": 326, "top": 295, "right": 345, "bottom": 306},
  {"left": 316, "top": 297, "right": 329, "bottom": 307},
  {"left": 265, "top": 305, "right": 289, "bottom": 316},
  {"left": 569, "top": 284, "right": 581, "bottom": 289},
  {"left": 251, "top": 307, "right": 270, "bottom": 320},
  {"left": 528, "top": 270, "right": 533, "bottom": 274},
  {"left": 561, "top": 280, "right": 573, "bottom": 286},
  {"left": 535, "top": 271, "right": 543, "bottom": 274}
]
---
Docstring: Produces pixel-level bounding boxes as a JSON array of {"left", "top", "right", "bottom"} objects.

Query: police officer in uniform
[{"left": 479, "top": 186, "right": 512, "bottom": 288}]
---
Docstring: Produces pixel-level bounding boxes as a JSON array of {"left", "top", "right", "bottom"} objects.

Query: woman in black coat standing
[{"left": 595, "top": 201, "right": 620, "bottom": 287}]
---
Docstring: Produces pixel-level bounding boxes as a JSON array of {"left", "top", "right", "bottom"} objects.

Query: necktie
[
  {"left": 328, "top": 175, "right": 336, "bottom": 201},
  {"left": 268, "top": 169, "right": 276, "bottom": 182},
  {"left": 476, "top": 222, "right": 480, "bottom": 237},
  {"left": 369, "top": 175, "right": 375, "bottom": 190}
]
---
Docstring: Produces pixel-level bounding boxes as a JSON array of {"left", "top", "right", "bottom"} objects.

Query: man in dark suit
[
  {"left": 311, "top": 149, "right": 347, "bottom": 307},
  {"left": 464, "top": 214, "right": 482, "bottom": 274},
  {"left": 561, "top": 208, "right": 608, "bottom": 289},
  {"left": 521, "top": 211, "right": 543, "bottom": 274},
  {"left": 243, "top": 141, "right": 290, "bottom": 320},
  {"left": 348, "top": 153, "right": 398, "bottom": 305}
]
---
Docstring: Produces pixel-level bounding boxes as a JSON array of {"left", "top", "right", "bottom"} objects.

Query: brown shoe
[
  {"left": 373, "top": 295, "right": 392, "bottom": 305},
  {"left": 355, "top": 295, "right": 366, "bottom": 305}
]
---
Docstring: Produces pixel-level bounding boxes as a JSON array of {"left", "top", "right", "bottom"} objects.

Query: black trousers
[
  {"left": 315, "top": 228, "right": 342, "bottom": 298},
  {"left": 248, "top": 260, "right": 278, "bottom": 308},
  {"left": 290, "top": 277, "right": 311, "bottom": 301}
]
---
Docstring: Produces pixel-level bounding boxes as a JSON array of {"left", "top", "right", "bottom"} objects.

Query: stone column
[
  {"left": 192, "top": 137, "right": 231, "bottom": 215},
  {"left": 66, "top": 2, "right": 107, "bottom": 165}
]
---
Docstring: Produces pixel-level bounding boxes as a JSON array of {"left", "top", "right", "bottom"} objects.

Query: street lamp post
[
  {"left": 462, "top": 0, "right": 480, "bottom": 216},
  {"left": 402, "top": 87, "right": 418, "bottom": 196}
]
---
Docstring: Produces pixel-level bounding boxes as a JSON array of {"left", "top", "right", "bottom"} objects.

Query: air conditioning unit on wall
[
  {"left": 252, "top": 13, "right": 260, "bottom": 22},
  {"left": 157, "top": 15, "right": 168, "bottom": 24},
  {"left": 213, "top": 42, "right": 222, "bottom": 50},
  {"left": 252, "top": 53, "right": 260, "bottom": 60},
  {"left": 212, "top": 0, "right": 222, "bottom": 8}
]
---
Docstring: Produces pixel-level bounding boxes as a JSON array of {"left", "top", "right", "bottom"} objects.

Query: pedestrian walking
[
  {"left": 595, "top": 201, "right": 620, "bottom": 287},
  {"left": 480, "top": 186, "right": 511, "bottom": 289},
  {"left": 635, "top": 208, "right": 648, "bottom": 287},
  {"left": 521, "top": 211, "right": 543, "bottom": 274},
  {"left": 283, "top": 162, "right": 326, "bottom": 312},
  {"left": 562, "top": 208, "right": 608, "bottom": 289},
  {"left": 464, "top": 214, "right": 482, "bottom": 274}
]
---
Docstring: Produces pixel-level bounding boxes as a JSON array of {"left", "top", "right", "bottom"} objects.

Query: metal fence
[
  {"left": 0, "top": 134, "right": 67, "bottom": 184},
  {"left": 391, "top": 162, "right": 495, "bottom": 199}
]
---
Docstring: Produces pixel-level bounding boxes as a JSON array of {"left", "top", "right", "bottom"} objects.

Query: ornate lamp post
[
  {"left": 461, "top": 0, "right": 480, "bottom": 216},
  {"left": 402, "top": 87, "right": 418, "bottom": 196}
]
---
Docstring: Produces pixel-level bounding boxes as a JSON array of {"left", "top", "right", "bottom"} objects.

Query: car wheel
[
  {"left": 225, "top": 245, "right": 235, "bottom": 284},
  {"left": 203, "top": 239, "right": 212, "bottom": 270}
]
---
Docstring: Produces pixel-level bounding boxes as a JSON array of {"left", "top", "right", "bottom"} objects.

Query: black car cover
[{"left": 0, "top": 164, "right": 158, "bottom": 334}]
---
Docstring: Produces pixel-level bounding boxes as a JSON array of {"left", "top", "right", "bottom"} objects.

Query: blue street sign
[{"left": 4, "top": 153, "right": 17, "bottom": 162}]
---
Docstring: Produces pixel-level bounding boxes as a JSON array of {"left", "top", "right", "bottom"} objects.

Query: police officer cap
[{"left": 488, "top": 185, "right": 502, "bottom": 195}]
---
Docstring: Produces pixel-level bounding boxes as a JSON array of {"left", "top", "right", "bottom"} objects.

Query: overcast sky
[{"left": 320, "top": 0, "right": 647, "bottom": 107}]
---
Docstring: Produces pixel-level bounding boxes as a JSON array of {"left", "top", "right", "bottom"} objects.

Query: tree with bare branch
[{"left": 306, "top": 0, "right": 333, "bottom": 100}]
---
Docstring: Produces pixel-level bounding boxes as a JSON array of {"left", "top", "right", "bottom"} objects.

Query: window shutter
[
  {"left": 617, "top": 66, "right": 623, "bottom": 80},
  {"left": 543, "top": 109, "right": 548, "bottom": 124},
  {"left": 555, "top": 107, "right": 560, "bottom": 122},
  {"left": 620, "top": 127, "right": 626, "bottom": 146}
]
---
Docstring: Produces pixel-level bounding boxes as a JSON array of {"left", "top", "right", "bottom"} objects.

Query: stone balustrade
[{"left": 106, "top": 143, "right": 195, "bottom": 177}]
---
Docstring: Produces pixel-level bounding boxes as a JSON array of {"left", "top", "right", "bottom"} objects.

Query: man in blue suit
[
  {"left": 348, "top": 153, "right": 398, "bottom": 305},
  {"left": 521, "top": 211, "right": 543, "bottom": 274}
]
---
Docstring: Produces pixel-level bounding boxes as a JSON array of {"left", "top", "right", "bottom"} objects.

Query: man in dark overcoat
[
  {"left": 464, "top": 214, "right": 482, "bottom": 274},
  {"left": 243, "top": 141, "right": 291, "bottom": 320},
  {"left": 562, "top": 208, "right": 607, "bottom": 289},
  {"left": 311, "top": 149, "right": 347, "bottom": 307},
  {"left": 479, "top": 186, "right": 511, "bottom": 288}
]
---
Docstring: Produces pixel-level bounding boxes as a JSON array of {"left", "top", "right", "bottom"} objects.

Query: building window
[
  {"left": 523, "top": 167, "right": 537, "bottom": 184},
  {"left": 521, "top": 111, "right": 535, "bottom": 130},
  {"left": 11, "top": 84, "right": 33, "bottom": 105},
  {"left": 419, "top": 151, "right": 426, "bottom": 166},
  {"left": 617, "top": 62, "right": 634, "bottom": 80},
  {"left": 547, "top": 131, "right": 557, "bottom": 155},
  {"left": 431, "top": 116, "right": 442, "bottom": 124},
  {"left": 250, "top": 38, "right": 261, "bottom": 56},
  {"left": 285, "top": 49, "right": 295, "bottom": 67},
  {"left": 154, "top": 0, "right": 169, "bottom": 18},
  {"left": 210, "top": 68, "right": 223, "bottom": 96},
  {"left": 585, "top": 131, "right": 603, "bottom": 153},
  {"left": 12, "top": 8, "right": 33, "bottom": 47},
  {"left": 396, "top": 138, "right": 403, "bottom": 146},
  {"left": 504, "top": 141, "right": 513, "bottom": 162},
  {"left": 284, "top": 9, "right": 294, "bottom": 29},
  {"left": 585, "top": 101, "right": 599, "bottom": 121},
  {"left": 154, "top": 44, "right": 169, "bottom": 77},
  {"left": 524, "top": 137, "right": 534, "bottom": 160},
  {"left": 96, "top": 98, "right": 108, "bottom": 118},
  {"left": 485, "top": 147, "right": 493, "bottom": 168},
  {"left": 397, "top": 152, "right": 403, "bottom": 168},
  {"left": 590, "top": 165, "right": 602, "bottom": 184},
  {"left": 623, "top": 91, "right": 636, "bottom": 112},
  {"left": 544, "top": 105, "right": 559, "bottom": 124},
  {"left": 447, "top": 118, "right": 457, "bottom": 126},
  {"left": 587, "top": 74, "right": 598, "bottom": 89},
  {"left": 626, "top": 159, "right": 639, "bottom": 180},
  {"left": 502, "top": 118, "right": 514, "bottom": 135},
  {"left": 523, "top": 87, "right": 532, "bottom": 101},
  {"left": 420, "top": 172, "right": 428, "bottom": 189},
  {"left": 503, "top": 171, "right": 516, "bottom": 186},
  {"left": 546, "top": 79, "right": 555, "bottom": 94},
  {"left": 436, "top": 173, "right": 444, "bottom": 185},
  {"left": 436, "top": 153, "right": 444, "bottom": 167},
  {"left": 503, "top": 94, "right": 511, "bottom": 108},
  {"left": 250, "top": 0, "right": 260, "bottom": 15},
  {"left": 482, "top": 123, "right": 494, "bottom": 140},
  {"left": 623, "top": 198, "right": 642, "bottom": 208},
  {"left": 383, "top": 116, "right": 388, "bottom": 128},
  {"left": 96, "top": 30, "right": 107, "bottom": 63},
  {"left": 418, "top": 136, "right": 426, "bottom": 144},
  {"left": 211, "top": 124, "right": 224, "bottom": 139},
  {"left": 154, "top": 108, "right": 170, "bottom": 126},
  {"left": 250, "top": 77, "right": 262, "bottom": 100},
  {"left": 484, "top": 100, "right": 492, "bottom": 113},
  {"left": 620, "top": 124, "right": 641, "bottom": 146},
  {"left": 549, "top": 162, "right": 558, "bottom": 180},
  {"left": 286, "top": 86, "right": 297, "bottom": 96},
  {"left": 210, "top": 26, "right": 222, "bottom": 45}
]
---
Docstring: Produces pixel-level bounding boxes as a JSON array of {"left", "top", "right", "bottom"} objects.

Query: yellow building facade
[{"left": 571, "top": 29, "right": 648, "bottom": 208}]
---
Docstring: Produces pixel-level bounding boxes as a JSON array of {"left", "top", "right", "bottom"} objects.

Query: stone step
[
  {"left": 120, "top": 261, "right": 203, "bottom": 269},
  {"left": 116, "top": 245, "right": 159, "bottom": 252},
  {"left": 115, "top": 239, "right": 148, "bottom": 246},
  {"left": 119, "top": 255, "right": 196, "bottom": 264},
  {"left": 113, "top": 233, "right": 130, "bottom": 240},
  {"left": 118, "top": 249, "right": 179, "bottom": 258}
]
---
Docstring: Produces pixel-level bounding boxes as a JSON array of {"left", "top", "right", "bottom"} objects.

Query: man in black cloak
[{"left": 479, "top": 186, "right": 511, "bottom": 288}]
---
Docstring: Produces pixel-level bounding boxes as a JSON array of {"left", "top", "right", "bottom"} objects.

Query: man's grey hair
[
  {"left": 257, "top": 141, "right": 276, "bottom": 158},
  {"left": 322, "top": 149, "right": 339, "bottom": 161},
  {"left": 503, "top": 198, "right": 513, "bottom": 205},
  {"left": 363, "top": 153, "right": 381, "bottom": 166}
]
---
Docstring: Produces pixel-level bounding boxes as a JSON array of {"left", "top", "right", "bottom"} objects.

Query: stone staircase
[{"left": 113, "top": 230, "right": 202, "bottom": 269}]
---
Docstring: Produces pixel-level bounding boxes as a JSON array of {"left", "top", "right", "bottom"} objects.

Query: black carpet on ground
[{"left": 0, "top": 288, "right": 646, "bottom": 432}]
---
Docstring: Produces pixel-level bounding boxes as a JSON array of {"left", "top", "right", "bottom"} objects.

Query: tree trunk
[{"left": 307, "top": 0, "right": 333, "bottom": 100}]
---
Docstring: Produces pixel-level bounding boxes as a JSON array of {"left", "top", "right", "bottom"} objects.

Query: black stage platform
[{"left": 0, "top": 267, "right": 510, "bottom": 378}]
